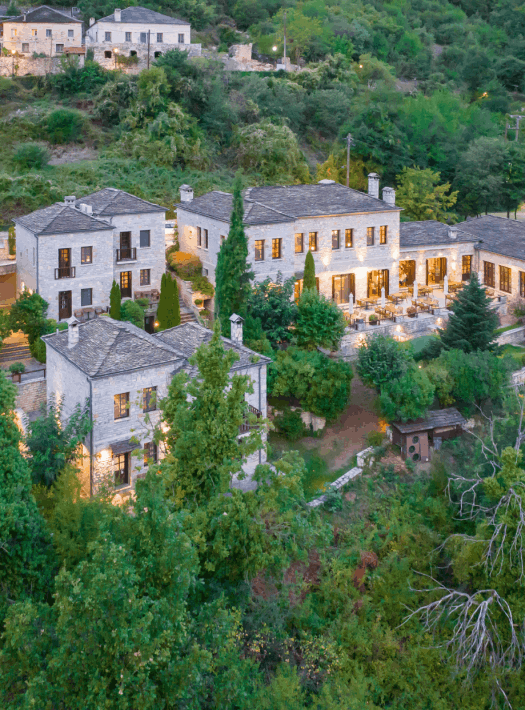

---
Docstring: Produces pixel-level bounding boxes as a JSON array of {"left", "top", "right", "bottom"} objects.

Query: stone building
[
  {"left": 1, "top": 5, "right": 82, "bottom": 56},
  {"left": 43, "top": 315, "right": 269, "bottom": 498},
  {"left": 85, "top": 6, "right": 201, "bottom": 70},
  {"left": 14, "top": 188, "right": 166, "bottom": 322}
]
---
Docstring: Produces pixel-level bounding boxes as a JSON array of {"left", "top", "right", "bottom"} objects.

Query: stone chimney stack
[
  {"left": 89, "top": 17, "right": 95, "bottom": 25},
  {"left": 114, "top": 8, "right": 121, "bottom": 21},
  {"left": 382, "top": 187, "right": 395, "bottom": 206},
  {"left": 448, "top": 225, "right": 458, "bottom": 240},
  {"left": 179, "top": 184, "right": 194, "bottom": 203},
  {"left": 64, "top": 195, "right": 76, "bottom": 206},
  {"left": 79, "top": 203, "right": 93, "bottom": 215},
  {"left": 67, "top": 317, "right": 80, "bottom": 349},
  {"left": 367, "top": 172, "right": 380, "bottom": 199},
  {"left": 229, "top": 313, "right": 244, "bottom": 347}
]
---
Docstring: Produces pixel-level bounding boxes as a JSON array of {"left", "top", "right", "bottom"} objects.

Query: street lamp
[
  {"left": 11, "top": 49, "right": 15, "bottom": 77},
  {"left": 272, "top": 45, "right": 278, "bottom": 52},
  {"left": 113, "top": 47, "right": 119, "bottom": 68}
]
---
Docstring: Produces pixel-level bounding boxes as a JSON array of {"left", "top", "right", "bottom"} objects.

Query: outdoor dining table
[
  {"left": 388, "top": 291, "right": 408, "bottom": 304},
  {"left": 415, "top": 297, "right": 438, "bottom": 312},
  {"left": 418, "top": 285, "right": 434, "bottom": 296},
  {"left": 357, "top": 296, "right": 379, "bottom": 310},
  {"left": 448, "top": 281, "right": 464, "bottom": 292}
]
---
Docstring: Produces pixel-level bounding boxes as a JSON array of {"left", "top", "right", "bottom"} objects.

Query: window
[
  {"left": 484, "top": 261, "right": 495, "bottom": 288},
  {"left": 426, "top": 257, "right": 447, "bottom": 286},
  {"left": 197, "top": 226, "right": 201, "bottom": 247},
  {"left": 294, "top": 277, "right": 319, "bottom": 302},
  {"left": 203, "top": 229, "right": 208, "bottom": 249},
  {"left": 58, "top": 248, "right": 70, "bottom": 268},
  {"left": 399, "top": 260, "right": 415, "bottom": 289},
  {"left": 367, "top": 227, "right": 375, "bottom": 246},
  {"left": 295, "top": 233, "right": 304, "bottom": 253},
  {"left": 255, "top": 240, "right": 264, "bottom": 261},
  {"left": 367, "top": 269, "right": 389, "bottom": 298},
  {"left": 272, "top": 238, "right": 282, "bottom": 259},
  {"left": 345, "top": 229, "right": 353, "bottom": 248},
  {"left": 11, "top": 29, "right": 17, "bottom": 37},
  {"left": 114, "top": 453, "right": 129, "bottom": 487},
  {"left": 144, "top": 441, "right": 158, "bottom": 465},
  {"left": 379, "top": 226, "right": 387, "bottom": 244},
  {"left": 81, "top": 246, "right": 92, "bottom": 264},
  {"left": 462, "top": 255, "right": 472, "bottom": 281},
  {"left": 55, "top": 44, "right": 64, "bottom": 53},
  {"left": 154, "top": 51, "right": 162, "bottom": 58},
  {"left": 46, "top": 29, "right": 52, "bottom": 37},
  {"left": 520, "top": 272, "right": 525, "bottom": 298},
  {"left": 157, "top": 33, "right": 163, "bottom": 42},
  {"left": 105, "top": 31, "right": 111, "bottom": 41},
  {"left": 178, "top": 33, "right": 185, "bottom": 43},
  {"left": 68, "top": 29, "right": 74, "bottom": 38},
  {"left": 22, "top": 43, "right": 29, "bottom": 53},
  {"left": 500, "top": 265, "right": 511, "bottom": 293},
  {"left": 140, "top": 269, "right": 150, "bottom": 286},
  {"left": 104, "top": 50, "right": 112, "bottom": 58},
  {"left": 130, "top": 50, "right": 137, "bottom": 57},
  {"left": 140, "top": 230, "right": 150, "bottom": 248},
  {"left": 331, "top": 230, "right": 340, "bottom": 250},
  {"left": 125, "top": 31, "right": 131, "bottom": 41},
  {"left": 81, "top": 288, "right": 92, "bottom": 306},
  {"left": 143, "top": 386, "right": 157, "bottom": 413},
  {"left": 140, "top": 32, "right": 147, "bottom": 43},
  {"left": 332, "top": 274, "right": 355, "bottom": 304},
  {"left": 114, "top": 392, "right": 130, "bottom": 420},
  {"left": 31, "top": 29, "right": 37, "bottom": 36},
  {"left": 309, "top": 232, "right": 317, "bottom": 252},
  {"left": 120, "top": 270, "right": 132, "bottom": 298}
]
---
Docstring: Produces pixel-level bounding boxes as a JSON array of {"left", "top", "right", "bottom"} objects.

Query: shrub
[
  {"left": 166, "top": 244, "right": 179, "bottom": 261},
  {"left": 199, "top": 308, "right": 212, "bottom": 321},
  {"left": 46, "top": 109, "right": 84, "bottom": 144},
  {"left": 366, "top": 430, "right": 384, "bottom": 447},
  {"left": 8, "top": 362, "right": 25, "bottom": 374},
  {"left": 436, "top": 349, "right": 512, "bottom": 407},
  {"left": 194, "top": 299, "right": 203, "bottom": 307},
  {"left": 121, "top": 300, "right": 145, "bottom": 329},
  {"left": 169, "top": 252, "right": 202, "bottom": 280},
  {"left": 273, "top": 407, "right": 305, "bottom": 441},
  {"left": 294, "top": 288, "right": 346, "bottom": 351},
  {"left": 8, "top": 227, "right": 15, "bottom": 256},
  {"left": 30, "top": 337, "right": 46, "bottom": 363},
  {"left": 357, "top": 334, "right": 413, "bottom": 392},
  {"left": 379, "top": 366, "right": 435, "bottom": 422},
  {"left": 13, "top": 143, "right": 49, "bottom": 170},
  {"left": 191, "top": 274, "right": 214, "bottom": 297}
]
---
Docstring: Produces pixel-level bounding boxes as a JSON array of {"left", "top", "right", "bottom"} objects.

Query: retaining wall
[
  {"left": 496, "top": 325, "right": 525, "bottom": 345},
  {"left": 15, "top": 376, "right": 46, "bottom": 413},
  {"left": 0, "top": 55, "right": 66, "bottom": 77}
]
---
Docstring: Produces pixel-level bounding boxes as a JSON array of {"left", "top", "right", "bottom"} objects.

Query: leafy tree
[
  {"left": 454, "top": 137, "right": 507, "bottom": 216},
  {"left": 9, "top": 290, "right": 53, "bottom": 360},
  {"left": 109, "top": 279, "right": 121, "bottom": 320},
  {"left": 379, "top": 366, "right": 435, "bottom": 422},
  {"left": 49, "top": 57, "right": 108, "bottom": 97},
  {"left": 396, "top": 167, "right": 458, "bottom": 221},
  {"left": 270, "top": 346, "right": 353, "bottom": 421},
  {"left": 440, "top": 273, "right": 499, "bottom": 353},
  {"left": 215, "top": 172, "right": 253, "bottom": 338},
  {"left": 121, "top": 299, "right": 146, "bottom": 329},
  {"left": 303, "top": 250, "right": 316, "bottom": 291},
  {"left": 156, "top": 274, "right": 181, "bottom": 330},
  {"left": 501, "top": 142, "right": 525, "bottom": 219},
  {"left": 425, "top": 361, "right": 455, "bottom": 406},
  {"left": 357, "top": 334, "right": 413, "bottom": 391},
  {"left": 246, "top": 274, "right": 297, "bottom": 346},
  {"left": 0, "top": 371, "right": 54, "bottom": 622},
  {"left": 316, "top": 154, "right": 344, "bottom": 184},
  {"left": 436, "top": 349, "right": 512, "bottom": 406},
  {"left": 294, "top": 289, "right": 346, "bottom": 352},
  {"left": 25, "top": 399, "right": 92, "bottom": 487}
]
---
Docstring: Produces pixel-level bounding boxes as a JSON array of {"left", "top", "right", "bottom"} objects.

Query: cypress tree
[
  {"left": 109, "top": 280, "right": 121, "bottom": 320},
  {"left": 303, "top": 250, "right": 316, "bottom": 291},
  {"left": 215, "top": 172, "right": 253, "bottom": 337},
  {"left": 157, "top": 273, "right": 168, "bottom": 330},
  {"left": 171, "top": 277, "right": 181, "bottom": 328},
  {"left": 440, "top": 272, "right": 499, "bottom": 353}
]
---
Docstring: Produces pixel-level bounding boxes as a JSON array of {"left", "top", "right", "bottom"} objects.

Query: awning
[{"left": 111, "top": 438, "right": 138, "bottom": 455}]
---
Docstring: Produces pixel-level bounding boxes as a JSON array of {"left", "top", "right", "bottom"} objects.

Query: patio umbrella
[
  {"left": 443, "top": 275, "right": 448, "bottom": 295},
  {"left": 348, "top": 292, "right": 354, "bottom": 315},
  {"left": 380, "top": 286, "right": 386, "bottom": 307},
  {"left": 413, "top": 281, "right": 418, "bottom": 299}
]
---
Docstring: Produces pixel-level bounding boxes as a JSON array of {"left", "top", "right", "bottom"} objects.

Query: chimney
[
  {"left": 79, "top": 203, "right": 93, "bottom": 215},
  {"left": 114, "top": 8, "right": 121, "bottom": 21},
  {"left": 448, "top": 225, "right": 457, "bottom": 240},
  {"left": 67, "top": 317, "right": 80, "bottom": 349},
  {"left": 229, "top": 313, "right": 244, "bottom": 346},
  {"left": 23, "top": 13, "right": 26, "bottom": 21},
  {"left": 89, "top": 17, "right": 95, "bottom": 25},
  {"left": 382, "top": 187, "right": 395, "bottom": 206},
  {"left": 179, "top": 184, "right": 193, "bottom": 203},
  {"left": 367, "top": 172, "right": 380, "bottom": 199},
  {"left": 64, "top": 195, "right": 76, "bottom": 206}
]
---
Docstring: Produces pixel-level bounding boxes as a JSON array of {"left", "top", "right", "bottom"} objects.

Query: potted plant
[
  {"left": 9, "top": 362, "right": 25, "bottom": 382},
  {"left": 194, "top": 298, "right": 203, "bottom": 307},
  {"left": 407, "top": 306, "right": 417, "bottom": 318},
  {"left": 369, "top": 314, "right": 379, "bottom": 325}
]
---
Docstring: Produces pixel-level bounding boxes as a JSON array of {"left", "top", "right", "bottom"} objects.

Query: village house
[
  {"left": 43, "top": 314, "right": 269, "bottom": 499},
  {"left": 85, "top": 6, "right": 201, "bottom": 69},
  {"left": 1, "top": 5, "right": 82, "bottom": 57},
  {"left": 14, "top": 188, "right": 166, "bottom": 324}
]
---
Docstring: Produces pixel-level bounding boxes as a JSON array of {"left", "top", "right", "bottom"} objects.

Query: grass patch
[
  {"left": 500, "top": 344, "right": 525, "bottom": 368},
  {"left": 407, "top": 334, "right": 439, "bottom": 354},
  {"left": 494, "top": 322, "right": 521, "bottom": 335}
]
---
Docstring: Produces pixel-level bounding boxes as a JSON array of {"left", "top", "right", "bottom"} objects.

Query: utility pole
[
  {"left": 283, "top": 10, "right": 287, "bottom": 67},
  {"left": 346, "top": 133, "right": 352, "bottom": 188},
  {"left": 505, "top": 114, "right": 525, "bottom": 141},
  {"left": 147, "top": 30, "right": 150, "bottom": 69}
]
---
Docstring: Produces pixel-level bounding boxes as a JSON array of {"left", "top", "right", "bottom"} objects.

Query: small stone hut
[{"left": 392, "top": 408, "right": 466, "bottom": 463}]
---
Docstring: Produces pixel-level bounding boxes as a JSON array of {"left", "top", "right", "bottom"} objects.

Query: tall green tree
[
  {"left": 357, "top": 334, "right": 414, "bottom": 391},
  {"left": 303, "top": 250, "right": 316, "bottom": 291},
  {"left": 440, "top": 273, "right": 499, "bottom": 353},
  {"left": 396, "top": 167, "right": 458, "bottom": 221},
  {"left": 246, "top": 274, "right": 297, "bottom": 346},
  {"left": 109, "top": 280, "right": 121, "bottom": 320},
  {"left": 294, "top": 289, "right": 346, "bottom": 352},
  {"left": 215, "top": 172, "right": 253, "bottom": 338},
  {"left": 379, "top": 366, "right": 435, "bottom": 422},
  {"left": 157, "top": 274, "right": 181, "bottom": 331}
]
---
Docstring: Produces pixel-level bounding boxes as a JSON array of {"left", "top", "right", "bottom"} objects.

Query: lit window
[
  {"left": 32, "top": 29, "right": 37, "bottom": 36},
  {"left": 309, "top": 232, "right": 317, "bottom": 252},
  {"left": 143, "top": 386, "right": 157, "bottom": 413},
  {"left": 114, "top": 453, "right": 129, "bottom": 486},
  {"left": 140, "top": 269, "right": 150, "bottom": 286},
  {"left": 500, "top": 265, "right": 511, "bottom": 293},
  {"left": 367, "top": 227, "right": 375, "bottom": 246},
  {"left": 114, "top": 392, "right": 130, "bottom": 420},
  {"left": 81, "top": 246, "right": 92, "bottom": 264},
  {"left": 255, "top": 240, "right": 264, "bottom": 261},
  {"left": 272, "top": 238, "right": 282, "bottom": 259},
  {"left": 295, "top": 233, "right": 303, "bottom": 253},
  {"left": 462, "top": 255, "right": 472, "bottom": 281},
  {"left": 520, "top": 271, "right": 525, "bottom": 298},
  {"left": 331, "top": 230, "right": 340, "bottom": 250},
  {"left": 484, "top": 261, "right": 495, "bottom": 288},
  {"left": 144, "top": 441, "right": 158, "bottom": 465},
  {"left": 379, "top": 226, "right": 387, "bottom": 244},
  {"left": 197, "top": 227, "right": 201, "bottom": 247},
  {"left": 345, "top": 229, "right": 353, "bottom": 248}
]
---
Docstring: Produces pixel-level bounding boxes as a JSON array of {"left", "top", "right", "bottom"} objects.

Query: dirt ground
[{"left": 48, "top": 146, "right": 98, "bottom": 165}]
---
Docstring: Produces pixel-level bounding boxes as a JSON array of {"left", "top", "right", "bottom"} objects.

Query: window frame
[
  {"left": 114, "top": 392, "right": 130, "bottom": 420},
  {"left": 139, "top": 230, "right": 150, "bottom": 248},
  {"left": 499, "top": 265, "right": 511, "bottom": 293},
  {"left": 309, "top": 232, "right": 318, "bottom": 252},
  {"left": 345, "top": 229, "right": 353, "bottom": 248},
  {"left": 22, "top": 42, "right": 29, "bottom": 53},
  {"left": 520, "top": 272, "right": 525, "bottom": 298},
  {"left": 140, "top": 269, "right": 151, "bottom": 286},
  {"left": 143, "top": 386, "right": 157, "bottom": 413},
  {"left": 196, "top": 226, "right": 201, "bottom": 247},
  {"left": 332, "top": 273, "right": 355, "bottom": 304},
  {"left": 331, "top": 230, "right": 340, "bottom": 250},
  {"left": 125, "top": 31, "right": 131, "bottom": 42},
  {"left": 203, "top": 228, "right": 209, "bottom": 250},
  {"left": 144, "top": 441, "right": 158, "bottom": 465},
  {"left": 105, "top": 31, "right": 111, "bottom": 42},
  {"left": 80, "top": 288, "right": 92, "bottom": 307},
  {"left": 68, "top": 29, "right": 74, "bottom": 38},
  {"left": 32, "top": 28, "right": 37, "bottom": 36},
  {"left": 367, "top": 227, "right": 375, "bottom": 246},
  {"left": 254, "top": 240, "right": 265, "bottom": 262},
  {"left": 46, "top": 28, "right": 52, "bottom": 37},
  {"left": 379, "top": 226, "right": 387, "bottom": 245},
  {"left": 295, "top": 233, "right": 304, "bottom": 254},
  {"left": 81, "top": 246, "right": 93, "bottom": 265},
  {"left": 114, "top": 452, "right": 129, "bottom": 487},
  {"left": 120, "top": 270, "right": 132, "bottom": 298},
  {"left": 178, "top": 33, "right": 185, "bottom": 43},
  {"left": 272, "top": 238, "right": 282, "bottom": 260},
  {"left": 157, "top": 33, "right": 163, "bottom": 42},
  {"left": 484, "top": 261, "right": 495, "bottom": 288}
]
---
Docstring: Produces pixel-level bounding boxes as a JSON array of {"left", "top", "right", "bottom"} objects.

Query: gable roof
[
  {"left": 74, "top": 188, "right": 166, "bottom": 217},
  {"left": 98, "top": 6, "right": 189, "bottom": 25},
  {"left": 400, "top": 220, "right": 476, "bottom": 248},
  {"left": 13, "top": 203, "right": 111, "bottom": 235},
  {"left": 393, "top": 408, "right": 466, "bottom": 434},
  {"left": 178, "top": 182, "right": 400, "bottom": 226},
  {"left": 8, "top": 5, "right": 82, "bottom": 23}
]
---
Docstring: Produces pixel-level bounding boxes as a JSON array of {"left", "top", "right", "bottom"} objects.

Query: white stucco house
[
  {"left": 1, "top": 5, "right": 82, "bottom": 56},
  {"left": 14, "top": 188, "right": 166, "bottom": 323},
  {"left": 43, "top": 314, "right": 269, "bottom": 498}
]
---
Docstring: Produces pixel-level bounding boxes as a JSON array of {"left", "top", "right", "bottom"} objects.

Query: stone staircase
[
  {"left": 0, "top": 342, "right": 32, "bottom": 363},
  {"left": 180, "top": 312, "right": 196, "bottom": 324}
]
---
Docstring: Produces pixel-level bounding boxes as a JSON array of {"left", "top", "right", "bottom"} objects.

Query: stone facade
[
  {"left": 15, "top": 376, "right": 47, "bottom": 412},
  {"left": 399, "top": 241, "right": 475, "bottom": 287},
  {"left": 477, "top": 248, "right": 525, "bottom": 299},
  {"left": 2, "top": 14, "right": 82, "bottom": 56},
  {"left": 0, "top": 54, "right": 74, "bottom": 76}
]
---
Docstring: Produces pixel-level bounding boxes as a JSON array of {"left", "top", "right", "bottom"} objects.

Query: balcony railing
[
  {"left": 116, "top": 248, "right": 137, "bottom": 262},
  {"left": 55, "top": 266, "right": 76, "bottom": 279},
  {"left": 239, "top": 404, "right": 262, "bottom": 434}
]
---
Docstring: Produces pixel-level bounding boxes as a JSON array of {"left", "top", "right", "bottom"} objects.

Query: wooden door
[
  {"left": 120, "top": 271, "right": 132, "bottom": 298},
  {"left": 58, "top": 290, "right": 72, "bottom": 320}
]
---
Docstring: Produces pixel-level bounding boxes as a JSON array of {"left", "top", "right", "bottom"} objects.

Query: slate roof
[
  {"left": 178, "top": 182, "right": 400, "bottom": 225},
  {"left": 155, "top": 322, "right": 272, "bottom": 373},
  {"left": 74, "top": 188, "right": 166, "bottom": 217},
  {"left": 393, "top": 408, "right": 466, "bottom": 434},
  {"left": 8, "top": 5, "right": 82, "bottom": 23},
  {"left": 13, "top": 203, "right": 111, "bottom": 235},
  {"left": 400, "top": 221, "right": 476, "bottom": 248},
  {"left": 98, "top": 6, "right": 189, "bottom": 25}
]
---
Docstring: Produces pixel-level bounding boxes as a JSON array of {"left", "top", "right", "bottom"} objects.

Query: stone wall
[
  {"left": 0, "top": 54, "right": 67, "bottom": 76},
  {"left": 2, "top": 18, "right": 82, "bottom": 56},
  {"left": 88, "top": 41, "right": 201, "bottom": 74},
  {"left": 15, "top": 376, "right": 46, "bottom": 413},
  {"left": 496, "top": 325, "right": 525, "bottom": 345}
]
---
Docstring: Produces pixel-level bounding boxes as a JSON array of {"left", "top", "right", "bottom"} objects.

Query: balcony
[
  {"left": 116, "top": 248, "right": 137, "bottom": 262},
  {"left": 239, "top": 404, "right": 262, "bottom": 434},
  {"left": 55, "top": 266, "right": 76, "bottom": 279}
]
